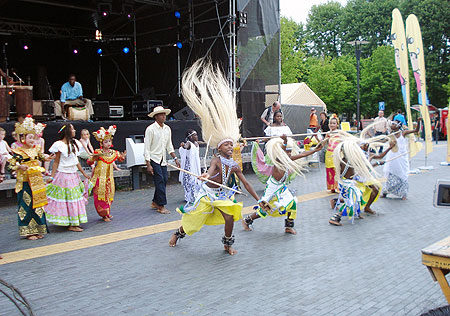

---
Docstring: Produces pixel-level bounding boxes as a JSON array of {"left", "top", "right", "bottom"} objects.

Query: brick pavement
[{"left": 0, "top": 142, "right": 449, "bottom": 315}]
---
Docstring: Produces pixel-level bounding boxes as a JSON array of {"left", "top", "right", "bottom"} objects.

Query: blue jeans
[{"left": 150, "top": 160, "right": 168, "bottom": 206}]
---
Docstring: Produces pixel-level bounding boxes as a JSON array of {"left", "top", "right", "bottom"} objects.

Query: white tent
[
  {"left": 265, "top": 83, "right": 327, "bottom": 134},
  {"left": 265, "top": 82, "right": 327, "bottom": 110}
]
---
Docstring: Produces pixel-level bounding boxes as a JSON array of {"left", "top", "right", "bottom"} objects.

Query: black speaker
[
  {"left": 93, "top": 101, "right": 110, "bottom": 120},
  {"left": 173, "top": 106, "right": 195, "bottom": 120}
]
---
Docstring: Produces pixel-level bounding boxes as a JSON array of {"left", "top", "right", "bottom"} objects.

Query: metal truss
[{"left": 0, "top": 19, "right": 75, "bottom": 38}]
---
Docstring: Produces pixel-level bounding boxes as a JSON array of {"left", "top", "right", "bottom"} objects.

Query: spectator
[
  {"left": 373, "top": 110, "right": 388, "bottom": 136},
  {"left": 393, "top": 109, "right": 407, "bottom": 126},
  {"left": 260, "top": 101, "right": 281, "bottom": 131}
]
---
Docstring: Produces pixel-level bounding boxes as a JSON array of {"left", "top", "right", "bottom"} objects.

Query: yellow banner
[
  {"left": 391, "top": 9, "right": 422, "bottom": 157},
  {"left": 406, "top": 14, "right": 433, "bottom": 155}
]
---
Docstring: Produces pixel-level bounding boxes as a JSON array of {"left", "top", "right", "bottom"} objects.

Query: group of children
[{"left": 3, "top": 115, "right": 126, "bottom": 242}]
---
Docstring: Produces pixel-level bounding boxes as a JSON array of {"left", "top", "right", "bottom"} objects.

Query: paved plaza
[{"left": 0, "top": 142, "right": 449, "bottom": 316}]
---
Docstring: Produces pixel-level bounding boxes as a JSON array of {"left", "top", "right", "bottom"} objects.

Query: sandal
[{"left": 329, "top": 213, "right": 342, "bottom": 226}]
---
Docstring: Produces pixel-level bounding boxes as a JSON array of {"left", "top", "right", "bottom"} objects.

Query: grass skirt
[{"left": 45, "top": 171, "right": 88, "bottom": 226}]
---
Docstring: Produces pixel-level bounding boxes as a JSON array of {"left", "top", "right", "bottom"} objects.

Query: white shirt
[
  {"left": 374, "top": 117, "right": 388, "bottom": 132},
  {"left": 264, "top": 125, "right": 293, "bottom": 137},
  {"left": 144, "top": 122, "right": 175, "bottom": 166},
  {"left": 260, "top": 107, "right": 275, "bottom": 124},
  {"left": 49, "top": 140, "right": 81, "bottom": 173}
]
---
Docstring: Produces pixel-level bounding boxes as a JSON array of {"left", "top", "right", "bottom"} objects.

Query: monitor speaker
[{"left": 173, "top": 106, "right": 195, "bottom": 120}]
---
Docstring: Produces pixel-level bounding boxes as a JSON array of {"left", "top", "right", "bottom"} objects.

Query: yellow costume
[{"left": 8, "top": 116, "right": 48, "bottom": 237}]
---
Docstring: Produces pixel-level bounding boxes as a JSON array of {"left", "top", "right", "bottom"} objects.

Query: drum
[
  {"left": 15, "top": 86, "right": 33, "bottom": 117},
  {"left": 0, "top": 86, "right": 9, "bottom": 122}
]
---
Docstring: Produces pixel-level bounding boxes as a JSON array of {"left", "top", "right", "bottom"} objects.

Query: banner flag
[
  {"left": 406, "top": 14, "right": 433, "bottom": 155},
  {"left": 391, "top": 9, "right": 422, "bottom": 157}
]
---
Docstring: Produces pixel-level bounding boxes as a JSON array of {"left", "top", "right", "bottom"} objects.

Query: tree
[
  {"left": 306, "top": 56, "right": 355, "bottom": 115},
  {"left": 280, "top": 17, "right": 306, "bottom": 84},
  {"left": 360, "top": 46, "right": 403, "bottom": 117},
  {"left": 305, "top": 2, "right": 344, "bottom": 58}
]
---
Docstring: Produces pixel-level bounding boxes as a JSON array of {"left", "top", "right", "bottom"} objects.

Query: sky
[{"left": 280, "top": 0, "right": 348, "bottom": 24}]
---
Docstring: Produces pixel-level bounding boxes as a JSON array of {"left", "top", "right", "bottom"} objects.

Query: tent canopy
[{"left": 265, "top": 82, "right": 327, "bottom": 110}]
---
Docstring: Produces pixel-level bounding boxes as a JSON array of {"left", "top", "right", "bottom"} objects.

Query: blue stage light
[
  {"left": 176, "top": 41, "right": 182, "bottom": 49},
  {"left": 123, "top": 47, "right": 130, "bottom": 54},
  {"left": 174, "top": 11, "right": 181, "bottom": 19},
  {"left": 97, "top": 48, "right": 102, "bottom": 54}
]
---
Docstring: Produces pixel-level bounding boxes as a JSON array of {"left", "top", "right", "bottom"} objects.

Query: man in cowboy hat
[{"left": 144, "top": 106, "right": 181, "bottom": 214}]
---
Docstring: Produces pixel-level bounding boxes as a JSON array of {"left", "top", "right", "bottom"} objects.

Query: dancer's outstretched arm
[
  {"left": 234, "top": 167, "right": 259, "bottom": 201},
  {"left": 403, "top": 117, "right": 422, "bottom": 136},
  {"left": 290, "top": 143, "right": 323, "bottom": 161}
]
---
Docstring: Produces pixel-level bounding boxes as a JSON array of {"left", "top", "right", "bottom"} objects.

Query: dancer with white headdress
[
  {"left": 243, "top": 135, "right": 323, "bottom": 234},
  {"left": 168, "top": 59, "right": 260, "bottom": 255},
  {"left": 382, "top": 118, "right": 421, "bottom": 200}
]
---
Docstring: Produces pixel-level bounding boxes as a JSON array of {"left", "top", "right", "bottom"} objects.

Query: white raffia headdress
[
  {"left": 181, "top": 58, "right": 240, "bottom": 148},
  {"left": 265, "top": 137, "right": 306, "bottom": 176}
]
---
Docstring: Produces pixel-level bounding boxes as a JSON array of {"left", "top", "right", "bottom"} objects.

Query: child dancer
[
  {"left": 168, "top": 59, "right": 260, "bottom": 255},
  {"left": 382, "top": 118, "right": 421, "bottom": 200},
  {"left": 7, "top": 116, "right": 53, "bottom": 239},
  {"left": 328, "top": 135, "right": 384, "bottom": 226},
  {"left": 79, "top": 129, "right": 94, "bottom": 160},
  {"left": 179, "top": 129, "right": 202, "bottom": 205},
  {"left": 243, "top": 135, "right": 323, "bottom": 234},
  {"left": 87, "top": 125, "right": 126, "bottom": 221},
  {"left": 0, "top": 127, "right": 12, "bottom": 180},
  {"left": 325, "top": 115, "right": 340, "bottom": 193},
  {"left": 45, "top": 123, "right": 91, "bottom": 232}
]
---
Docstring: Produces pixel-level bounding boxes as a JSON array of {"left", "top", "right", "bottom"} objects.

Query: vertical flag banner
[
  {"left": 405, "top": 14, "right": 433, "bottom": 155},
  {"left": 391, "top": 9, "right": 422, "bottom": 157}
]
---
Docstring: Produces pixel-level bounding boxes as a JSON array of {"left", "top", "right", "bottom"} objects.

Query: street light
[{"left": 347, "top": 40, "right": 369, "bottom": 131}]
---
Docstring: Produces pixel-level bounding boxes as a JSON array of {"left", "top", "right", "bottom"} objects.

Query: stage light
[
  {"left": 123, "top": 47, "right": 130, "bottom": 54},
  {"left": 174, "top": 11, "right": 181, "bottom": 19},
  {"left": 73, "top": 49, "right": 78, "bottom": 54},
  {"left": 127, "top": 14, "right": 132, "bottom": 18},
  {"left": 97, "top": 48, "right": 103, "bottom": 54},
  {"left": 102, "top": 11, "right": 108, "bottom": 17},
  {"left": 23, "top": 45, "right": 29, "bottom": 50},
  {"left": 176, "top": 41, "right": 182, "bottom": 49}
]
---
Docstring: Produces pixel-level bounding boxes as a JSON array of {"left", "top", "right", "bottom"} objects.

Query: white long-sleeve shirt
[{"left": 144, "top": 122, "right": 175, "bottom": 166}]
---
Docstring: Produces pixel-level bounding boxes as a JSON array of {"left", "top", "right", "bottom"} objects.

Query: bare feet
[
  {"left": 364, "top": 207, "right": 377, "bottom": 215},
  {"left": 0, "top": 255, "right": 2, "bottom": 259},
  {"left": 224, "top": 245, "right": 237, "bottom": 255},
  {"left": 151, "top": 202, "right": 158, "bottom": 209},
  {"left": 36, "top": 234, "right": 44, "bottom": 239},
  {"left": 402, "top": 196, "right": 407, "bottom": 200},
  {"left": 26, "top": 235, "right": 39, "bottom": 240},
  {"left": 156, "top": 207, "right": 170, "bottom": 214},
  {"left": 381, "top": 193, "right": 387, "bottom": 198},
  {"left": 331, "top": 189, "right": 336, "bottom": 193},
  {"left": 102, "top": 217, "right": 111, "bottom": 222},
  {"left": 169, "top": 233, "right": 179, "bottom": 247},
  {"left": 330, "top": 198, "right": 337, "bottom": 209},
  {"left": 285, "top": 227, "right": 297, "bottom": 235},
  {"left": 68, "top": 226, "right": 83, "bottom": 232},
  {"left": 358, "top": 214, "right": 364, "bottom": 219},
  {"left": 241, "top": 219, "right": 252, "bottom": 231}
]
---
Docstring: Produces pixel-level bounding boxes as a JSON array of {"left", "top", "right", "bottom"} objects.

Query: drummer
[{"left": 55, "top": 74, "right": 94, "bottom": 120}]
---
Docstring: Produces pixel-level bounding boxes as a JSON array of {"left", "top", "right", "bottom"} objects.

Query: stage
[{"left": 0, "top": 119, "right": 201, "bottom": 152}]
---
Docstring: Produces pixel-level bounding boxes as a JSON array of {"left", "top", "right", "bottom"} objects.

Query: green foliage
[
  {"left": 280, "top": 17, "right": 306, "bottom": 84},
  {"left": 280, "top": 0, "right": 450, "bottom": 116}
]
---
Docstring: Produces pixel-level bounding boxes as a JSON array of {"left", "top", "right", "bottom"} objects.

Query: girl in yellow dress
[
  {"left": 87, "top": 125, "right": 126, "bottom": 221},
  {"left": 168, "top": 59, "right": 259, "bottom": 255}
]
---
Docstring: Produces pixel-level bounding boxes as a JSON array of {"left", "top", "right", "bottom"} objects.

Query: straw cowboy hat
[{"left": 148, "top": 106, "right": 171, "bottom": 118}]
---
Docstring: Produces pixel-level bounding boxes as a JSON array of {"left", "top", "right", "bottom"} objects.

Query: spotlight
[
  {"left": 97, "top": 48, "right": 103, "bottom": 54},
  {"left": 73, "top": 49, "right": 78, "bottom": 54},
  {"left": 102, "top": 11, "right": 108, "bottom": 17},
  {"left": 23, "top": 45, "right": 29, "bottom": 50},
  {"left": 123, "top": 47, "right": 130, "bottom": 54},
  {"left": 174, "top": 11, "right": 181, "bottom": 19},
  {"left": 127, "top": 14, "right": 132, "bottom": 18},
  {"left": 176, "top": 41, "right": 182, "bottom": 49},
  {"left": 98, "top": 2, "right": 112, "bottom": 17}
]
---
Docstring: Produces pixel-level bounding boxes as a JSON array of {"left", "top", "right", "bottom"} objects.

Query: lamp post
[{"left": 347, "top": 40, "right": 369, "bottom": 131}]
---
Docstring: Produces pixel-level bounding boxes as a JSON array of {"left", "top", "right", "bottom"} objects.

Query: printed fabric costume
[
  {"left": 334, "top": 178, "right": 363, "bottom": 223},
  {"left": 256, "top": 170, "right": 297, "bottom": 222},
  {"left": 45, "top": 135, "right": 88, "bottom": 226},
  {"left": 8, "top": 115, "right": 48, "bottom": 237},
  {"left": 383, "top": 134, "right": 409, "bottom": 198},
  {"left": 177, "top": 155, "right": 243, "bottom": 236},
  {"left": 88, "top": 126, "right": 125, "bottom": 218},
  {"left": 179, "top": 139, "right": 202, "bottom": 204},
  {"left": 325, "top": 135, "right": 340, "bottom": 191}
]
